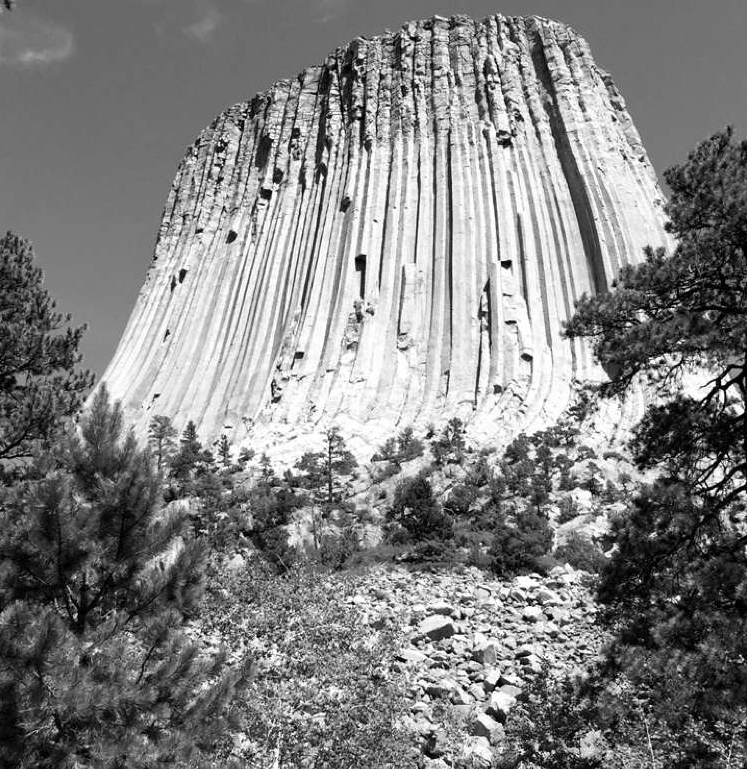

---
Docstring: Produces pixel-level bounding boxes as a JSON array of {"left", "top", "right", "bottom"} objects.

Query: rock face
[{"left": 100, "top": 14, "right": 670, "bottom": 452}]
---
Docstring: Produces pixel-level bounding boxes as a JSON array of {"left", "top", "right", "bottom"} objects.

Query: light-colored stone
[
  {"left": 417, "top": 615, "right": 456, "bottom": 641},
  {"left": 397, "top": 648, "right": 429, "bottom": 665},
  {"left": 470, "top": 712, "right": 505, "bottom": 744},
  {"left": 460, "top": 736, "right": 493, "bottom": 768},
  {"left": 486, "top": 690, "right": 517, "bottom": 721},
  {"left": 96, "top": 13, "right": 671, "bottom": 459}
]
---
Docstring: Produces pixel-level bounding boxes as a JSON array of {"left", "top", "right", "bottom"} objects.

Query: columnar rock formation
[{"left": 100, "top": 13, "right": 670, "bottom": 453}]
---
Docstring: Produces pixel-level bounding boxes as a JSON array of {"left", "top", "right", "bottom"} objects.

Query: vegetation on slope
[{"left": 1, "top": 128, "right": 746, "bottom": 767}]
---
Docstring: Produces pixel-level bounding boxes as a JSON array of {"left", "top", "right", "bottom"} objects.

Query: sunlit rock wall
[{"left": 100, "top": 13, "right": 670, "bottom": 455}]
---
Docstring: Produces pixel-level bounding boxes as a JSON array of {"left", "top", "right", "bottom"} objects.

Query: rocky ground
[{"left": 342, "top": 564, "right": 603, "bottom": 767}]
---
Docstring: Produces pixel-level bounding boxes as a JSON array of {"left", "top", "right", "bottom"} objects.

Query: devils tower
[{"left": 99, "top": 13, "right": 670, "bottom": 454}]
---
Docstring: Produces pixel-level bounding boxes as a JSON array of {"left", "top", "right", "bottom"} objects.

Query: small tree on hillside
[
  {"left": 295, "top": 427, "right": 358, "bottom": 508},
  {"left": 216, "top": 433, "right": 232, "bottom": 471},
  {"left": 169, "top": 420, "right": 206, "bottom": 481},
  {"left": 489, "top": 504, "right": 553, "bottom": 577},
  {"left": 148, "top": 414, "right": 177, "bottom": 471},
  {"left": 431, "top": 417, "right": 467, "bottom": 466},
  {"left": 389, "top": 474, "right": 453, "bottom": 542},
  {"left": 0, "top": 233, "right": 93, "bottom": 474},
  {"left": 294, "top": 428, "right": 357, "bottom": 549},
  {"left": 0, "top": 387, "right": 247, "bottom": 767}
]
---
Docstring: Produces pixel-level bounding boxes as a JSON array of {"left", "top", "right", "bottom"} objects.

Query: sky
[{"left": 1, "top": 0, "right": 745, "bottom": 377}]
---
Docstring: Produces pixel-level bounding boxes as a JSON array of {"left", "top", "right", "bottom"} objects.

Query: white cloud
[
  {"left": 316, "top": 0, "right": 350, "bottom": 23},
  {"left": 0, "top": 14, "right": 74, "bottom": 67},
  {"left": 183, "top": 3, "right": 221, "bottom": 42}
]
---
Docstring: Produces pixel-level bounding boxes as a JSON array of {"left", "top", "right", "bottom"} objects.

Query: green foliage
[
  {"left": 553, "top": 532, "right": 607, "bottom": 575},
  {"left": 489, "top": 505, "right": 553, "bottom": 577},
  {"left": 430, "top": 417, "right": 467, "bottom": 466},
  {"left": 0, "top": 233, "right": 93, "bottom": 471},
  {"left": 566, "top": 128, "right": 747, "bottom": 763},
  {"left": 0, "top": 387, "right": 245, "bottom": 768},
  {"left": 389, "top": 473, "right": 453, "bottom": 542},
  {"left": 208, "top": 563, "right": 413, "bottom": 769}
]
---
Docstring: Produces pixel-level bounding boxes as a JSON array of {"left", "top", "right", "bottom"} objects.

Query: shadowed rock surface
[{"left": 99, "top": 13, "right": 670, "bottom": 454}]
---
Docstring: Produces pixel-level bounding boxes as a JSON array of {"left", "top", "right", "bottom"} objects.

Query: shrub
[
  {"left": 464, "top": 455, "right": 491, "bottom": 487},
  {"left": 496, "top": 668, "right": 605, "bottom": 768},
  {"left": 207, "top": 563, "right": 414, "bottom": 769},
  {"left": 489, "top": 506, "right": 553, "bottom": 577},
  {"left": 389, "top": 474, "right": 454, "bottom": 542},
  {"left": 554, "top": 532, "right": 607, "bottom": 574},
  {"left": 444, "top": 482, "right": 478, "bottom": 517},
  {"left": 318, "top": 526, "right": 360, "bottom": 570},
  {"left": 430, "top": 417, "right": 467, "bottom": 466},
  {"left": 557, "top": 494, "right": 581, "bottom": 524}
]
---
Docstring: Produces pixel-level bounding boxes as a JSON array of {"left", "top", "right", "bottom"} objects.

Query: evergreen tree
[
  {"left": 430, "top": 417, "right": 467, "bottom": 466},
  {"left": 389, "top": 474, "right": 453, "bottom": 542},
  {"left": 566, "top": 128, "right": 747, "bottom": 762},
  {"left": 147, "top": 414, "right": 177, "bottom": 471},
  {"left": 294, "top": 427, "right": 357, "bottom": 508},
  {"left": 169, "top": 420, "right": 203, "bottom": 481},
  {"left": 489, "top": 505, "right": 553, "bottom": 577},
  {"left": 216, "top": 433, "right": 232, "bottom": 471},
  {"left": 0, "top": 233, "right": 93, "bottom": 472},
  {"left": 0, "top": 386, "right": 246, "bottom": 767}
]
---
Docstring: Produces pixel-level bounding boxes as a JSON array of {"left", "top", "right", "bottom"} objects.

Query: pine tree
[
  {"left": 294, "top": 427, "right": 357, "bottom": 509},
  {"left": 566, "top": 128, "right": 747, "bottom": 762},
  {"left": 294, "top": 428, "right": 357, "bottom": 550},
  {"left": 430, "top": 417, "right": 467, "bottom": 466},
  {"left": 0, "top": 387, "right": 247, "bottom": 767},
  {"left": 489, "top": 505, "right": 552, "bottom": 577},
  {"left": 169, "top": 420, "right": 203, "bottom": 481},
  {"left": 216, "top": 433, "right": 232, "bottom": 471},
  {"left": 389, "top": 474, "right": 453, "bottom": 542},
  {"left": 0, "top": 233, "right": 93, "bottom": 473},
  {"left": 148, "top": 414, "right": 177, "bottom": 471}
]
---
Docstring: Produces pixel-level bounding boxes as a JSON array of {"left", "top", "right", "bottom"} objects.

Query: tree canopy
[
  {"left": 0, "top": 387, "right": 246, "bottom": 767},
  {"left": 0, "top": 233, "right": 93, "bottom": 473},
  {"left": 566, "top": 127, "right": 747, "bottom": 764}
]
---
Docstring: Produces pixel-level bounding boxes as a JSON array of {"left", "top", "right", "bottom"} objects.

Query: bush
[
  {"left": 318, "top": 526, "right": 360, "bottom": 570},
  {"left": 557, "top": 494, "right": 581, "bottom": 524},
  {"left": 430, "top": 417, "right": 467, "bottom": 466},
  {"left": 496, "top": 668, "right": 605, "bottom": 769},
  {"left": 489, "top": 506, "right": 553, "bottom": 577},
  {"left": 444, "top": 482, "right": 478, "bottom": 517},
  {"left": 207, "top": 563, "right": 414, "bottom": 769},
  {"left": 554, "top": 532, "right": 607, "bottom": 574},
  {"left": 389, "top": 474, "right": 453, "bottom": 542}
]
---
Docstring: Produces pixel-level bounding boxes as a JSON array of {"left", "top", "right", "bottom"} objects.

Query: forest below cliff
[{"left": 1, "top": 114, "right": 746, "bottom": 769}]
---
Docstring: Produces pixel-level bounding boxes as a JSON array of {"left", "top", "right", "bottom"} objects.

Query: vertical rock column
[{"left": 99, "top": 13, "right": 671, "bottom": 454}]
